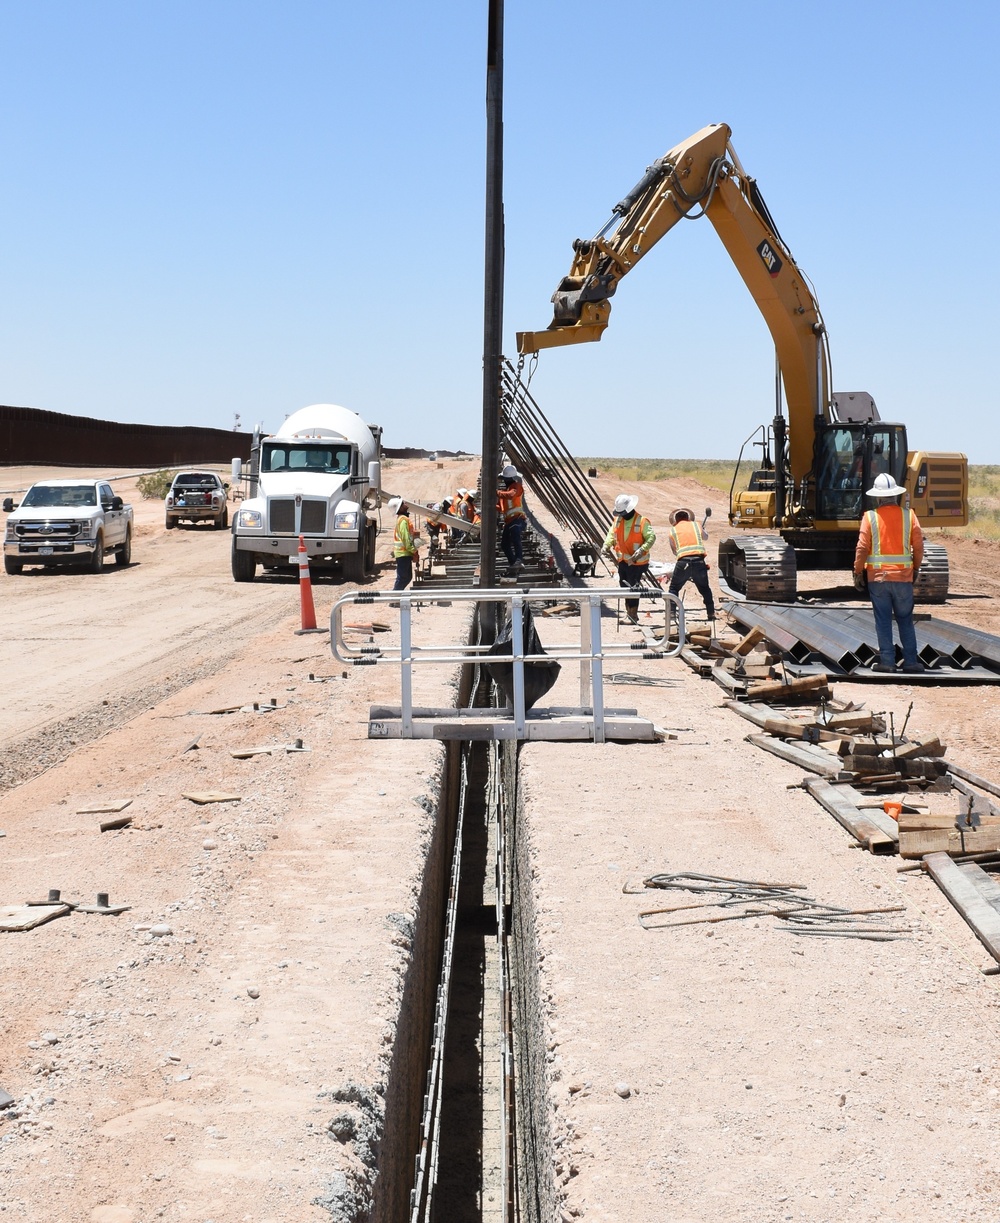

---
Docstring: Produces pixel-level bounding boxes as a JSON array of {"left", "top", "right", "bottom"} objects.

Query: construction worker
[
  {"left": 667, "top": 508, "right": 715, "bottom": 623},
  {"left": 389, "top": 496, "right": 420, "bottom": 591},
  {"left": 853, "top": 472, "right": 925, "bottom": 673},
  {"left": 603, "top": 494, "right": 655, "bottom": 623},
  {"left": 497, "top": 464, "right": 527, "bottom": 576},
  {"left": 450, "top": 488, "right": 471, "bottom": 544}
]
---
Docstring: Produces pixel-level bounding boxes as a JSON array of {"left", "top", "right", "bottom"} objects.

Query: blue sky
[{"left": 1, "top": 1, "right": 997, "bottom": 460}]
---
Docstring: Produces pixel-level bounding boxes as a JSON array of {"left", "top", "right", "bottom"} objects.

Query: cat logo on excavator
[{"left": 757, "top": 239, "right": 782, "bottom": 278}]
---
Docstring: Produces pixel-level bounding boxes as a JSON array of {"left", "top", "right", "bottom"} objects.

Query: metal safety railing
[{"left": 330, "top": 586, "right": 685, "bottom": 743}]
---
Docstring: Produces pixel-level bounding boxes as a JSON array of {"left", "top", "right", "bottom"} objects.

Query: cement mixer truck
[{"left": 230, "top": 403, "right": 382, "bottom": 583}]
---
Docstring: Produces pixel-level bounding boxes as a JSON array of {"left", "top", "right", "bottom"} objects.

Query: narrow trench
[{"left": 392, "top": 609, "right": 555, "bottom": 1223}]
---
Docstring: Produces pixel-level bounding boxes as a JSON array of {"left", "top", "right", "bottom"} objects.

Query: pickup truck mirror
[
  {"left": 111, "top": 496, "right": 124, "bottom": 511},
  {"left": 223, "top": 482, "right": 230, "bottom": 490},
  {"left": 704, "top": 506, "right": 712, "bottom": 518},
  {"left": 2, "top": 498, "right": 14, "bottom": 513}
]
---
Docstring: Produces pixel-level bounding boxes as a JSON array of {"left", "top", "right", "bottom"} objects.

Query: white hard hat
[
  {"left": 866, "top": 473, "right": 906, "bottom": 497},
  {"left": 614, "top": 493, "right": 639, "bottom": 515},
  {"left": 457, "top": 487, "right": 469, "bottom": 497},
  {"left": 501, "top": 464, "right": 518, "bottom": 480},
  {"left": 388, "top": 496, "right": 403, "bottom": 514}
]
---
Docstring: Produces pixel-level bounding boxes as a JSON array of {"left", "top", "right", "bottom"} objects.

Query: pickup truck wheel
[
  {"left": 89, "top": 533, "right": 105, "bottom": 572},
  {"left": 4, "top": 556, "right": 23, "bottom": 575},
  {"left": 216, "top": 507, "right": 229, "bottom": 530},
  {"left": 165, "top": 517, "right": 176, "bottom": 530},
  {"left": 231, "top": 539, "right": 256, "bottom": 582},
  {"left": 115, "top": 526, "right": 132, "bottom": 566}
]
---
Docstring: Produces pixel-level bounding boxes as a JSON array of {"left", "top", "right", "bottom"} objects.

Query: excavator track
[
  {"left": 913, "top": 542, "right": 949, "bottom": 603},
  {"left": 717, "top": 535, "right": 797, "bottom": 602}
]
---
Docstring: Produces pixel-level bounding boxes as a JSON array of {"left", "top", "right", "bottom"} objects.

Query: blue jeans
[
  {"left": 868, "top": 580, "right": 918, "bottom": 667},
  {"left": 393, "top": 556, "right": 413, "bottom": 590},
  {"left": 501, "top": 519, "right": 525, "bottom": 568}
]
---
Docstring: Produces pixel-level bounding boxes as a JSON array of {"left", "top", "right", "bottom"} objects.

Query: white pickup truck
[{"left": 3, "top": 479, "right": 133, "bottom": 575}]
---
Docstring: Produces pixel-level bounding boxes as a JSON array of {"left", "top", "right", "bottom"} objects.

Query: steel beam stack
[{"left": 499, "top": 359, "right": 614, "bottom": 572}]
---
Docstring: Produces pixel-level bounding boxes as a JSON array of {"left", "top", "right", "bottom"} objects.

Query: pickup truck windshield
[
  {"left": 262, "top": 445, "right": 351, "bottom": 474},
  {"left": 22, "top": 485, "right": 98, "bottom": 508}
]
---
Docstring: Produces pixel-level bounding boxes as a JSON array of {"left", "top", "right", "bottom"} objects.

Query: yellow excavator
[{"left": 517, "top": 123, "right": 967, "bottom": 601}]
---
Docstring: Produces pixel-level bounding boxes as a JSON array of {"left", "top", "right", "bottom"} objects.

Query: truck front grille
[
  {"left": 300, "top": 500, "right": 327, "bottom": 533},
  {"left": 16, "top": 521, "right": 82, "bottom": 539},
  {"left": 268, "top": 500, "right": 295, "bottom": 533}
]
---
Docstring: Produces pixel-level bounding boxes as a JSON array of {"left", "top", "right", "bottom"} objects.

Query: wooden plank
[
  {"left": 0, "top": 903, "right": 71, "bottom": 931},
  {"left": 99, "top": 815, "right": 133, "bottom": 833},
  {"left": 896, "top": 737, "right": 946, "bottom": 760},
  {"left": 924, "top": 852, "right": 1000, "bottom": 963},
  {"left": 822, "top": 711, "right": 884, "bottom": 734},
  {"left": 182, "top": 792, "right": 242, "bottom": 805},
  {"left": 948, "top": 763, "right": 1000, "bottom": 801},
  {"left": 899, "top": 825, "right": 1000, "bottom": 860},
  {"left": 747, "top": 734, "right": 842, "bottom": 778},
  {"left": 762, "top": 718, "right": 848, "bottom": 744},
  {"left": 803, "top": 779, "right": 897, "bottom": 853},
  {"left": 747, "top": 674, "right": 831, "bottom": 702},
  {"left": 76, "top": 799, "right": 132, "bottom": 815},
  {"left": 733, "top": 625, "right": 767, "bottom": 656},
  {"left": 961, "top": 864, "right": 1000, "bottom": 915}
]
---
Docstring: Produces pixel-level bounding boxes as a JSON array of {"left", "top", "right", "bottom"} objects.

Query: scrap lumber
[
  {"left": 821, "top": 711, "right": 884, "bottom": 734},
  {"left": 899, "top": 824, "right": 1000, "bottom": 859},
  {"left": 733, "top": 625, "right": 767, "bottom": 656},
  {"left": 747, "top": 674, "right": 831, "bottom": 703},
  {"left": 947, "top": 763, "right": 1000, "bottom": 801},
  {"left": 895, "top": 737, "right": 946, "bottom": 760},
  {"left": 924, "top": 853, "right": 1000, "bottom": 963},
  {"left": 803, "top": 778, "right": 898, "bottom": 854},
  {"left": 747, "top": 734, "right": 843, "bottom": 778},
  {"left": 762, "top": 717, "right": 847, "bottom": 744}
]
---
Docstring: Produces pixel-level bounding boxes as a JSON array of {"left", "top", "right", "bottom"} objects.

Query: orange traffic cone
[{"left": 294, "top": 534, "right": 322, "bottom": 634}]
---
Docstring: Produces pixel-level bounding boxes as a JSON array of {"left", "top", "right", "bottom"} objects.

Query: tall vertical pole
[{"left": 480, "top": 0, "right": 504, "bottom": 604}]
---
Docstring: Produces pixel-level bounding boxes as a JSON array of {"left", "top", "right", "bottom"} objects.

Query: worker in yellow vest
[
  {"left": 667, "top": 507, "right": 715, "bottom": 622},
  {"left": 389, "top": 496, "right": 421, "bottom": 591},
  {"left": 853, "top": 473, "right": 925, "bottom": 673},
  {"left": 602, "top": 494, "right": 655, "bottom": 623}
]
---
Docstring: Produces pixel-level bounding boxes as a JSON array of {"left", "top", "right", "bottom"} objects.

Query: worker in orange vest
[
  {"left": 389, "top": 497, "right": 420, "bottom": 591},
  {"left": 497, "top": 465, "right": 527, "bottom": 576},
  {"left": 853, "top": 473, "right": 925, "bottom": 673},
  {"left": 602, "top": 494, "right": 655, "bottom": 622},
  {"left": 667, "top": 508, "right": 715, "bottom": 623}
]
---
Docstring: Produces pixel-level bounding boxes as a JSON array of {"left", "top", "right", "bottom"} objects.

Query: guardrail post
[
  {"left": 511, "top": 595, "right": 526, "bottom": 740},
  {"left": 401, "top": 596, "right": 413, "bottom": 736},
  {"left": 589, "top": 595, "right": 606, "bottom": 743}
]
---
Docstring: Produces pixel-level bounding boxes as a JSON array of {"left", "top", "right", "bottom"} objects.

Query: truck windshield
[
  {"left": 261, "top": 445, "right": 351, "bottom": 474},
  {"left": 21, "top": 485, "right": 98, "bottom": 508}
]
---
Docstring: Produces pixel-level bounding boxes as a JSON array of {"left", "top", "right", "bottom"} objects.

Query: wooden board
[
  {"left": 747, "top": 734, "right": 842, "bottom": 778},
  {"left": 804, "top": 779, "right": 898, "bottom": 853},
  {"left": 924, "top": 853, "right": 1000, "bottom": 963},
  {"left": 76, "top": 799, "right": 132, "bottom": 815},
  {"left": 747, "top": 673, "right": 830, "bottom": 701},
  {"left": 182, "top": 791, "right": 242, "bottom": 805},
  {"left": 899, "top": 825, "right": 1000, "bottom": 859},
  {"left": 0, "top": 903, "right": 71, "bottom": 931}
]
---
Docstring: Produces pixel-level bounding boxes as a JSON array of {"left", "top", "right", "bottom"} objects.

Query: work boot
[
  {"left": 870, "top": 661, "right": 896, "bottom": 673},
  {"left": 902, "top": 661, "right": 926, "bottom": 674}
]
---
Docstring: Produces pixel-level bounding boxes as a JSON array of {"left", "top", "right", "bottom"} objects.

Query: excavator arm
[{"left": 516, "top": 122, "right": 831, "bottom": 485}]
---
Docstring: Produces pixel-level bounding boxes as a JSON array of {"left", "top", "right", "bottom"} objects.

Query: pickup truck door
[{"left": 99, "top": 484, "right": 125, "bottom": 545}]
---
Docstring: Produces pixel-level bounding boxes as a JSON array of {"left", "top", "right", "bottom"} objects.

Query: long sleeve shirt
[{"left": 603, "top": 513, "right": 655, "bottom": 562}]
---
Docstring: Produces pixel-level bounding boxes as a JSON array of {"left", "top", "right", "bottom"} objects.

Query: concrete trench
[{"left": 358, "top": 619, "right": 555, "bottom": 1223}]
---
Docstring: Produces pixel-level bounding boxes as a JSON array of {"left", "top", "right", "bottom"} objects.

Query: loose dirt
[{"left": 2, "top": 456, "right": 999, "bottom": 1223}]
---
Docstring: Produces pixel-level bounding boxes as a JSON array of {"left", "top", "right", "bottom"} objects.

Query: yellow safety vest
[
  {"left": 669, "top": 519, "right": 707, "bottom": 560},
  {"left": 393, "top": 515, "right": 417, "bottom": 559}
]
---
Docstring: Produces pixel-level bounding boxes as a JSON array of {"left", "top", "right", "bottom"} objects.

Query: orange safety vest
[
  {"left": 498, "top": 482, "right": 526, "bottom": 523},
  {"left": 393, "top": 514, "right": 417, "bottom": 558},
  {"left": 613, "top": 514, "right": 650, "bottom": 566},
  {"left": 669, "top": 519, "right": 706, "bottom": 560},
  {"left": 865, "top": 505, "right": 913, "bottom": 575}
]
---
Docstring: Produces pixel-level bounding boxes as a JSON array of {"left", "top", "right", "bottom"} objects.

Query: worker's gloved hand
[{"left": 853, "top": 571, "right": 866, "bottom": 592}]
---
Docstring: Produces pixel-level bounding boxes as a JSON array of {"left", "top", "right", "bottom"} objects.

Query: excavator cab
[{"left": 813, "top": 422, "right": 908, "bottom": 524}]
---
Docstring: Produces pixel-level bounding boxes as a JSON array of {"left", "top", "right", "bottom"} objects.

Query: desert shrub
[{"left": 136, "top": 470, "right": 178, "bottom": 500}]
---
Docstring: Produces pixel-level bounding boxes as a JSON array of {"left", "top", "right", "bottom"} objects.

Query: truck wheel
[
  {"left": 4, "top": 556, "right": 23, "bottom": 575},
  {"left": 89, "top": 533, "right": 105, "bottom": 572},
  {"left": 116, "top": 527, "right": 132, "bottom": 567},
  {"left": 217, "top": 507, "right": 229, "bottom": 530},
  {"left": 165, "top": 517, "right": 176, "bottom": 530},
  {"left": 340, "top": 549, "right": 366, "bottom": 583},
  {"left": 231, "top": 539, "right": 256, "bottom": 582}
]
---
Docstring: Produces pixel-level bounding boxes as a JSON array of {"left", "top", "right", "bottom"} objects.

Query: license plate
[{"left": 39, "top": 546, "right": 53, "bottom": 555}]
